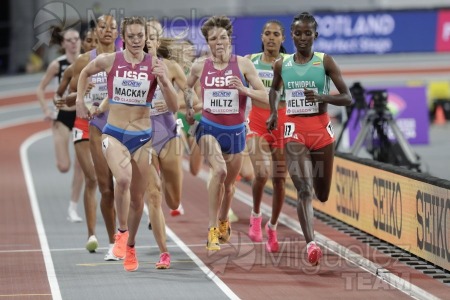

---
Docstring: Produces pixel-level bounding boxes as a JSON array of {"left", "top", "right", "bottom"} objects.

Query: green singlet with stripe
[
  {"left": 281, "top": 52, "right": 330, "bottom": 114},
  {"left": 249, "top": 52, "right": 287, "bottom": 100}
]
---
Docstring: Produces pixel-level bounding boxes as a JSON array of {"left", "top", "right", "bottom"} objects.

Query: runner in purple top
[{"left": 144, "top": 22, "right": 194, "bottom": 269}]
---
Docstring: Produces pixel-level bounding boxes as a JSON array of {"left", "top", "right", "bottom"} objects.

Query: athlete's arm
[
  {"left": 305, "top": 54, "right": 351, "bottom": 107},
  {"left": 184, "top": 60, "right": 203, "bottom": 123},
  {"left": 54, "top": 64, "right": 73, "bottom": 108},
  {"left": 238, "top": 56, "right": 268, "bottom": 105},
  {"left": 156, "top": 58, "right": 179, "bottom": 113},
  {"left": 266, "top": 58, "right": 283, "bottom": 131},
  {"left": 75, "top": 53, "right": 114, "bottom": 119},
  {"left": 36, "top": 59, "right": 59, "bottom": 119}
]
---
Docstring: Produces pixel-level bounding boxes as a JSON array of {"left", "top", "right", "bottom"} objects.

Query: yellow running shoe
[
  {"left": 206, "top": 227, "right": 220, "bottom": 251},
  {"left": 218, "top": 220, "right": 231, "bottom": 244}
]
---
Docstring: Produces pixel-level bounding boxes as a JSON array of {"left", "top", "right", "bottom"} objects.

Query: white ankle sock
[
  {"left": 251, "top": 210, "right": 262, "bottom": 217},
  {"left": 267, "top": 222, "right": 277, "bottom": 230}
]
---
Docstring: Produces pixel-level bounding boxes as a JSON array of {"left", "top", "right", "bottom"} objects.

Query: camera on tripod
[
  {"left": 336, "top": 82, "right": 421, "bottom": 172},
  {"left": 367, "top": 90, "right": 388, "bottom": 114}
]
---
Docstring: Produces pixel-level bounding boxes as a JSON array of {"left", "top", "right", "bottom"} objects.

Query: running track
[{"left": 0, "top": 92, "right": 448, "bottom": 300}]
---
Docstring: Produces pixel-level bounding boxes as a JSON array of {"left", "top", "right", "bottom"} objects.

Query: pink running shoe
[
  {"left": 265, "top": 222, "right": 279, "bottom": 253},
  {"left": 248, "top": 215, "right": 262, "bottom": 242},
  {"left": 124, "top": 245, "right": 139, "bottom": 272},
  {"left": 112, "top": 230, "right": 129, "bottom": 259},
  {"left": 156, "top": 252, "right": 171, "bottom": 269},
  {"left": 307, "top": 241, "right": 323, "bottom": 266}
]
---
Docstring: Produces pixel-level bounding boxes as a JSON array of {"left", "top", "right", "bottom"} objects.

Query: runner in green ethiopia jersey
[{"left": 267, "top": 12, "right": 352, "bottom": 267}]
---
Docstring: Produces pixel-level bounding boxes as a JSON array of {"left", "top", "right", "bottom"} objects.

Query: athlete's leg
[
  {"left": 74, "top": 140, "right": 98, "bottom": 238},
  {"left": 247, "top": 135, "right": 271, "bottom": 214},
  {"left": 284, "top": 141, "right": 315, "bottom": 243},
  {"left": 239, "top": 144, "right": 255, "bottom": 181},
  {"left": 52, "top": 121, "right": 71, "bottom": 172},
  {"left": 145, "top": 160, "right": 168, "bottom": 254},
  {"left": 127, "top": 141, "right": 153, "bottom": 246},
  {"left": 188, "top": 136, "right": 202, "bottom": 176},
  {"left": 219, "top": 152, "right": 243, "bottom": 221},
  {"left": 310, "top": 142, "right": 335, "bottom": 202},
  {"left": 198, "top": 135, "right": 226, "bottom": 228},
  {"left": 269, "top": 147, "right": 287, "bottom": 226},
  {"left": 159, "top": 138, "right": 182, "bottom": 210},
  {"left": 102, "top": 135, "right": 131, "bottom": 231},
  {"left": 90, "top": 126, "right": 115, "bottom": 244}
]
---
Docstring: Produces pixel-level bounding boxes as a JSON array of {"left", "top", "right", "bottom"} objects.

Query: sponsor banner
[
  {"left": 313, "top": 10, "right": 437, "bottom": 54},
  {"left": 436, "top": 10, "right": 450, "bottom": 52},
  {"left": 308, "top": 156, "right": 450, "bottom": 271},
  {"left": 348, "top": 86, "right": 429, "bottom": 145}
]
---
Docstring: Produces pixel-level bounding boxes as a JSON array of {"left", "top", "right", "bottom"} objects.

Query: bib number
[{"left": 284, "top": 122, "right": 295, "bottom": 138}]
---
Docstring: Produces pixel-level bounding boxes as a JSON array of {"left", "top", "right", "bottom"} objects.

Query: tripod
[{"left": 349, "top": 100, "right": 421, "bottom": 172}]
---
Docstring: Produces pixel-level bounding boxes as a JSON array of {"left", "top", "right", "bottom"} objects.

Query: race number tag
[
  {"left": 112, "top": 77, "right": 150, "bottom": 106},
  {"left": 73, "top": 127, "right": 84, "bottom": 142},
  {"left": 284, "top": 122, "right": 295, "bottom": 138},
  {"left": 326, "top": 121, "right": 334, "bottom": 138},
  {"left": 203, "top": 89, "right": 239, "bottom": 114},
  {"left": 285, "top": 88, "right": 319, "bottom": 115}
]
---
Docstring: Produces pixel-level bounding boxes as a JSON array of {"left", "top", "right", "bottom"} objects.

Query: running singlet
[
  {"left": 107, "top": 51, "right": 157, "bottom": 107},
  {"left": 281, "top": 52, "right": 330, "bottom": 115},
  {"left": 149, "top": 86, "right": 169, "bottom": 116},
  {"left": 84, "top": 50, "right": 108, "bottom": 109},
  {"left": 200, "top": 55, "right": 248, "bottom": 126},
  {"left": 249, "top": 52, "right": 287, "bottom": 97},
  {"left": 56, "top": 55, "right": 70, "bottom": 83}
]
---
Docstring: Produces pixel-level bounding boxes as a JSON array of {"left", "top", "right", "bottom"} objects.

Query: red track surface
[{"left": 1, "top": 94, "right": 447, "bottom": 299}]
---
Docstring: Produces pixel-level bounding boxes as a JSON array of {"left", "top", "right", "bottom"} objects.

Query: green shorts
[{"left": 177, "top": 112, "right": 202, "bottom": 136}]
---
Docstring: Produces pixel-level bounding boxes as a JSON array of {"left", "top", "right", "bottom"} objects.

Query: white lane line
[
  {"left": 0, "top": 116, "right": 45, "bottom": 130},
  {"left": 20, "top": 129, "right": 62, "bottom": 300},
  {"left": 185, "top": 161, "right": 438, "bottom": 300}
]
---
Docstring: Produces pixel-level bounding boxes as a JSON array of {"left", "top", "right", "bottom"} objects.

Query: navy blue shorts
[
  {"left": 195, "top": 117, "right": 246, "bottom": 154},
  {"left": 103, "top": 123, "right": 152, "bottom": 154}
]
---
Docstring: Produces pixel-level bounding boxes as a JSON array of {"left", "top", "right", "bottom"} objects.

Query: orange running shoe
[
  {"left": 124, "top": 245, "right": 139, "bottom": 272},
  {"left": 112, "top": 230, "right": 129, "bottom": 259}
]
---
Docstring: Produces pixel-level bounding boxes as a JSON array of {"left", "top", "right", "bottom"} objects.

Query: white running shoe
[
  {"left": 67, "top": 207, "right": 83, "bottom": 223},
  {"left": 85, "top": 235, "right": 99, "bottom": 253},
  {"left": 104, "top": 245, "right": 120, "bottom": 261}
]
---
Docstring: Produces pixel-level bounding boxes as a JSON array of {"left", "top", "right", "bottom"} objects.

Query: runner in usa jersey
[
  {"left": 267, "top": 12, "right": 352, "bottom": 266},
  {"left": 75, "top": 16, "right": 178, "bottom": 272},
  {"left": 200, "top": 55, "right": 248, "bottom": 126},
  {"left": 184, "top": 16, "right": 268, "bottom": 252}
]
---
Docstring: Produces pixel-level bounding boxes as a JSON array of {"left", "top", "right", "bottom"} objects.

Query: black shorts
[{"left": 55, "top": 110, "right": 76, "bottom": 130}]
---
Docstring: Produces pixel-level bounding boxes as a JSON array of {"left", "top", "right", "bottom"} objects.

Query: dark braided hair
[
  {"left": 290, "top": 12, "right": 318, "bottom": 31},
  {"left": 260, "top": 20, "right": 287, "bottom": 54}
]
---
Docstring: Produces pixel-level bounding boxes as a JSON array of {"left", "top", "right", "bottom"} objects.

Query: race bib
[
  {"left": 149, "top": 86, "right": 168, "bottom": 116},
  {"left": 203, "top": 89, "right": 239, "bottom": 114},
  {"left": 285, "top": 88, "right": 319, "bottom": 115},
  {"left": 112, "top": 77, "right": 150, "bottom": 106},
  {"left": 84, "top": 82, "right": 108, "bottom": 109},
  {"left": 284, "top": 122, "right": 295, "bottom": 138}
]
